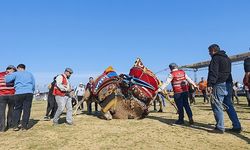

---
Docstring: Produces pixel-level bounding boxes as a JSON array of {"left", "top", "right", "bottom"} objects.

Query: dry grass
[{"left": 0, "top": 97, "right": 249, "bottom": 150}]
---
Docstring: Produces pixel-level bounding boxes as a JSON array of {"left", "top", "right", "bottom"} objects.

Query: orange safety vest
[
  {"left": 53, "top": 74, "right": 68, "bottom": 96},
  {"left": 171, "top": 70, "right": 189, "bottom": 93},
  {"left": 198, "top": 81, "right": 207, "bottom": 91}
]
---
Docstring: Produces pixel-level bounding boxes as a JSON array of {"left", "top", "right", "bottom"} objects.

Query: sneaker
[
  {"left": 21, "top": 127, "right": 28, "bottom": 131},
  {"left": 65, "top": 122, "right": 73, "bottom": 126},
  {"left": 13, "top": 127, "right": 21, "bottom": 131},
  {"left": 226, "top": 128, "right": 242, "bottom": 133},
  {"left": 44, "top": 116, "right": 50, "bottom": 121},
  {"left": 174, "top": 120, "right": 184, "bottom": 125},
  {"left": 158, "top": 109, "right": 163, "bottom": 113},
  {"left": 209, "top": 128, "right": 224, "bottom": 134}
]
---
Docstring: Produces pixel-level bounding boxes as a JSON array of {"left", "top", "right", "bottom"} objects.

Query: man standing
[
  {"left": 0, "top": 65, "right": 16, "bottom": 132},
  {"left": 75, "top": 82, "right": 85, "bottom": 110},
  {"left": 198, "top": 77, "right": 209, "bottom": 103},
  {"left": 158, "top": 63, "right": 197, "bottom": 125},
  {"left": 243, "top": 57, "right": 250, "bottom": 107},
  {"left": 207, "top": 44, "right": 241, "bottom": 133},
  {"left": 52, "top": 68, "right": 73, "bottom": 125},
  {"left": 5, "top": 64, "right": 35, "bottom": 131},
  {"left": 44, "top": 76, "right": 58, "bottom": 121},
  {"left": 86, "top": 77, "right": 98, "bottom": 114}
]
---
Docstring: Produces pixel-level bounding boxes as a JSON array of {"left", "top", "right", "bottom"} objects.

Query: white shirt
[{"left": 75, "top": 86, "right": 85, "bottom": 96}]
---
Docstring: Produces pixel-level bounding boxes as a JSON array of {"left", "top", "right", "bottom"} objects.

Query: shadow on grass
[
  {"left": 147, "top": 115, "right": 214, "bottom": 132},
  {"left": 147, "top": 115, "right": 250, "bottom": 144}
]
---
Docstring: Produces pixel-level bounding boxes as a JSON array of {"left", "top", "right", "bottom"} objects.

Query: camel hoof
[{"left": 103, "top": 112, "right": 113, "bottom": 120}]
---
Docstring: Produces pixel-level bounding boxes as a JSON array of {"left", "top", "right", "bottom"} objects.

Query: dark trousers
[
  {"left": 45, "top": 94, "right": 57, "bottom": 118},
  {"left": 0, "top": 95, "right": 14, "bottom": 131},
  {"left": 174, "top": 92, "right": 193, "bottom": 121},
  {"left": 87, "top": 97, "right": 98, "bottom": 113},
  {"left": 77, "top": 96, "right": 84, "bottom": 110},
  {"left": 12, "top": 93, "right": 33, "bottom": 128},
  {"left": 245, "top": 90, "right": 250, "bottom": 106},
  {"left": 232, "top": 90, "right": 239, "bottom": 104},
  {"left": 202, "top": 90, "right": 209, "bottom": 103}
]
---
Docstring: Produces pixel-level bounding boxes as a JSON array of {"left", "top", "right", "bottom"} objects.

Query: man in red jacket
[{"left": 0, "top": 65, "right": 16, "bottom": 131}]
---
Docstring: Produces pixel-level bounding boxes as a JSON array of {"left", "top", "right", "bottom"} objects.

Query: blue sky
[{"left": 0, "top": 0, "right": 250, "bottom": 91}]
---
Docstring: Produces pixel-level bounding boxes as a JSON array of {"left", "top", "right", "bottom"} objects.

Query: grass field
[{"left": 0, "top": 97, "right": 249, "bottom": 150}]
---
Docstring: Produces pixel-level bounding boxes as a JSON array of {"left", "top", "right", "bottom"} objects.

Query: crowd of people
[{"left": 0, "top": 44, "right": 249, "bottom": 134}]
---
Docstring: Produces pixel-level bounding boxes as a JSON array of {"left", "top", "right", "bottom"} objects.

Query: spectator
[
  {"left": 0, "top": 65, "right": 16, "bottom": 132},
  {"left": 75, "top": 82, "right": 85, "bottom": 110},
  {"left": 207, "top": 44, "right": 241, "bottom": 134},
  {"left": 5, "top": 64, "right": 35, "bottom": 131},
  {"left": 232, "top": 82, "right": 240, "bottom": 104},
  {"left": 243, "top": 57, "right": 250, "bottom": 107},
  {"left": 44, "top": 76, "right": 58, "bottom": 121},
  {"left": 52, "top": 68, "right": 74, "bottom": 125},
  {"left": 198, "top": 77, "right": 209, "bottom": 104},
  {"left": 86, "top": 77, "right": 98, "bottom": 114},
  {"left": 188, "top": 84, "right": 196, "bottom": 105}
]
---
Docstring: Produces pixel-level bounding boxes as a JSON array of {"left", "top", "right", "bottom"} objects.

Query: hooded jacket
[{"left": 207, "top": 50, "right": 232, "bottom": 87}]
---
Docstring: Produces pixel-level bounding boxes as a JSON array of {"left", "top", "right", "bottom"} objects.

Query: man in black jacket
[{"left": 207, "top": 44, "right": 241, "bottom": 134}]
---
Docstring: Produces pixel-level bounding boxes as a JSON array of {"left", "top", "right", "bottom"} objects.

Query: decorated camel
[{"left": 74, "top": 58, "right": 165, "bottom": 120}]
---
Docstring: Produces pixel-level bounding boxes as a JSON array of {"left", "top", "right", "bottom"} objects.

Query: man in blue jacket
[{"left": 5, "top": 64, "right": 35, "bottom": 131}]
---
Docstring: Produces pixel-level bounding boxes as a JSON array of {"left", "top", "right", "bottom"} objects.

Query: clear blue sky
[{"left": 0, "top": 0, "right": 250, "bottom": 91}]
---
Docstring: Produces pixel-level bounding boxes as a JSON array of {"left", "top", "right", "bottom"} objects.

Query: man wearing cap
[
  {"left": 158, "top": 63, "right": 197, "bottom": 125},
  {"left": 207, "top": 44, "right": 241, "bottom": 134},
  {"left": 5, "top": 64, "right": 35, "bottom": 131},
  {"left": 52, "top": 68, "right": 74, "bottom": 125},
  {"left": 75, "top": 82, "right": 85, "bottom": 110},
  {"left": 86, "top": 77, "right": 98, "bottom": 114},
  {"left": 0, "top": 65, "right": 16, "bottom": 132}
]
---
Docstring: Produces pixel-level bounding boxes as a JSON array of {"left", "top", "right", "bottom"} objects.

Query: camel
[{"left": 74, "top": 58, "right": 162, "bottom": 120}]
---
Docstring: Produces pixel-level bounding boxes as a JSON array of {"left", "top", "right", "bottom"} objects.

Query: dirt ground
[{"left": 0, "top": 97, "right": 249, "bottom": 150}]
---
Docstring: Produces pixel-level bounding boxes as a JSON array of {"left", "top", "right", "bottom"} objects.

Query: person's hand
[
  {"left": 157, "top": 88, "right": 162, "bottom": 93},
  {"left": 207, "top": 87, "right": 213, "bottom": 94}
]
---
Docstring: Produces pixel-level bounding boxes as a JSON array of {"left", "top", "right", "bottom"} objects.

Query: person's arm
[
  {"left": 207, "top": 57, "right": 219, "bottom": 87},
  {"left": 158, "top": 74, "right": 173, "bottom": 92},
  {"left": 185, "top": 74, "right": 197, "bottom": 88},
  {"left": 5, "top": 72, "right": 16, "bottom": 83},
  {"left": 31, "top": 74, "right": 36, "bottom": 92},
  {"left": 55, "top": 75, "right": 68, "bottom": 91}
]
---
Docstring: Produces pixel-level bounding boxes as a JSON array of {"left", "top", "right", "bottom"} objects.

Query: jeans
[
  {"left": 174, "top": 91, "right": 193, "bottom": 121},
  {"left": 53, "top": 96, "right": 73, "bottom": 123},
  {"left": 12, "top": 93, "right": 33, "bottom": 128},
  {"left": 0, "top": 95, "right": 14, "bottom": 131},
  {"left": 211, "top": 82, "right": 241, "bottom": 131}
]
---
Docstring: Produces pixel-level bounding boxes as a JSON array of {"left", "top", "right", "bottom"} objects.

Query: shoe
[
  {"left": 174, "top": 120, "right": 184, "bottom": 125},
  {"left": 65, "top": 122, "right": 73, "bottom": 125},
  {"left": 189, "top": 118, "right": 194, "bottom": 125},
  {"left": 13, "top": 127, "right": 21, "bottom": 131},
  {"left": 209, "top": 128, "right": 224, "bottom": 134},
  {"left": 44, "top": 116, "right": 50, "bottom": 121},
  {"left": 158, "top": 109, "right": 163, "bottom": 113},
  {"left": 21, "top": 127, "right": 28, "bottom": 131},
  {"left": 226, "top": 128, "right": 242, "bottom": 133}
]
